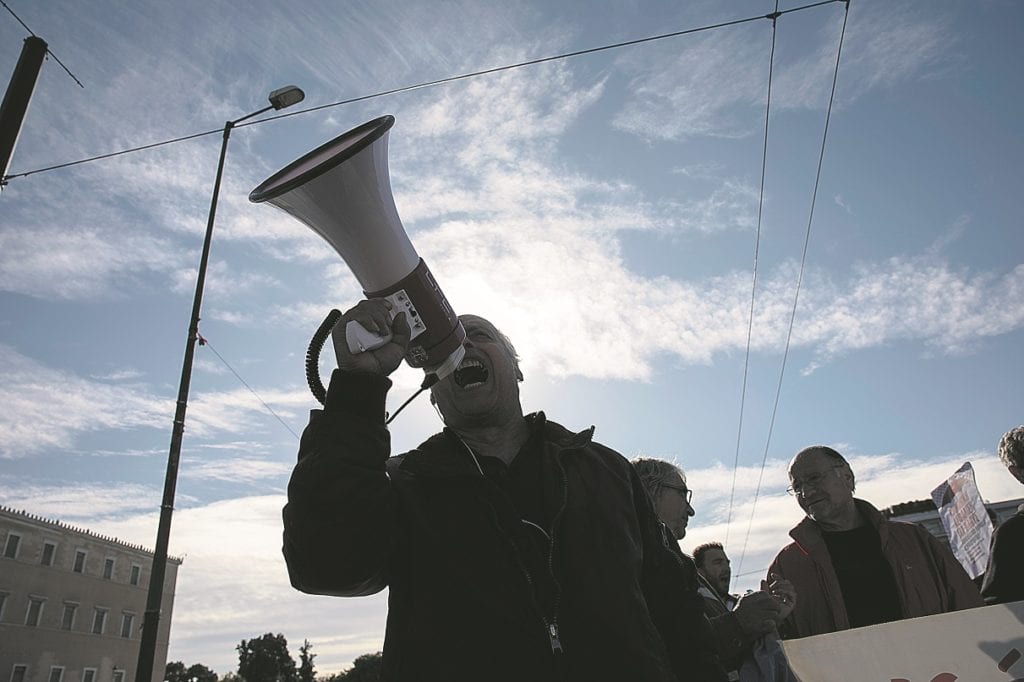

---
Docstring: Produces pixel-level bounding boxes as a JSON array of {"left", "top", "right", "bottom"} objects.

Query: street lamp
[{"left": 135, "top": 85, "right": 305, "bottom": 682}]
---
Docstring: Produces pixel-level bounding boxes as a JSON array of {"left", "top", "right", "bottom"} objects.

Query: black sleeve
[
  {"left": 631, "top": 468, "right": 728, "bottom": 682},
  {"left": 281, "top": 370, "right": 402, "bottom": 596},
  {"left": 981, "top": 515, "right": 1024, "bottom": 604}
]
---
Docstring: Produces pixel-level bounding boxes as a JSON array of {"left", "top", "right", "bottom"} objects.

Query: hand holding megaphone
[{"left": 332, "top": 299, "right": 412, "bottom": 376}]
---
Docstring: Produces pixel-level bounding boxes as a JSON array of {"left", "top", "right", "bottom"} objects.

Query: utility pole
[{"left": 0, "top": 36, "right": 47, "bottom": 187}]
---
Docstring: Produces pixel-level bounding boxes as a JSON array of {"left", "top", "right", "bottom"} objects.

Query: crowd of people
[{"left": 280, "top": 305, "right": 1023, "bottom": 681}]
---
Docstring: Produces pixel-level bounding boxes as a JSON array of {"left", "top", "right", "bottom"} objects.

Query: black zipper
[{"left": 455, "top": 433, "right": 565, "bottom": 656}]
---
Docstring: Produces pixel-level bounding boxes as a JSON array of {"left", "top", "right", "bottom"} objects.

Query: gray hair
[
  {"left": 791, "top": 445, "right": 855, "bottom": 492},
  {"left": 631, "top": 457, "right": 686, "bottom": 501},
  {"left": 998, "top": 426, "right": 1024, "bottom": 469}
]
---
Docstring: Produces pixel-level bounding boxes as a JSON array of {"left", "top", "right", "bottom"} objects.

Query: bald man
[{"left": 767, "top": 445, "right": 982, "bottom": 638}]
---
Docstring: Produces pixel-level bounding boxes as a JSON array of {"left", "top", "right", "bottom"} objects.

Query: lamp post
[{"left": 135, "top": 85, "right": 304, "bottom": 682}]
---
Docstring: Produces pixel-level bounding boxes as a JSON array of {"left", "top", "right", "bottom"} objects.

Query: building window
[
  {"left": 3, "top": 532, "right": 21, "bottom": 559},
  {"left": 25, "top": 597, "right": 45, "bottom": 627},
  {"left": 82, "top": 670, "right": 96, "bottom": 682},
  {"left": 10, "top": 665, "right": 28, "bottom": 682},
  {"left": 91, "top": 608, "right": 107, "bottom": 635},
  {"left": 112, "top": 671, "right": 125, "bottom": 682},
  {"left": 120, "top": 612, "right": 135, "bottom": 638},
  {"left": 103, "top": 558, "right": 115, "bottom": 580},
  {"left": 61, "top": 602, "right": 78, "bottom": 630},
  {"left": 41, "top": 541, "right": 57, "bottom": 567},
  {"left": 129, "top": 563, "right": 142, "bottom": 586},
  {"left": 0, "top": 591, "right": 8, "bottom": 620},
  {"left": 73, "top": 550, "right": 87, "bottom": 573},
  {"left": 47, "top": 668, "right": 63, "bottom": 682}
]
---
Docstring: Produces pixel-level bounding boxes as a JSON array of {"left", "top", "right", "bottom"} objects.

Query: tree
[
  {"left": 298, "top": 640, "right": 316, "bottom": 682},
  {"left": 166, "top": 662, "right": 218, "bottom": 682},
  {"left": 165, "top": 662, "right": 188, "bottom": 682},
  {"left": 237, "top": 633, "right": 297, "bottom": 682},
  {"left": 186, "top": 664, "right": 219, "bottom": 682},
  {"left": 335, "top": 653, "right": 382, "bottom": 682}
]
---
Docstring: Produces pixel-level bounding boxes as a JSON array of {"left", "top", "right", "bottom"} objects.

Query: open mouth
[{"left": 453, "top": 358, "right": 489, "bottom": 388}]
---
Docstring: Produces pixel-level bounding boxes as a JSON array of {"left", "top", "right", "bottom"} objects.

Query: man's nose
[{"left": 687, "top": 503, "right": 695, "bottom": 517}]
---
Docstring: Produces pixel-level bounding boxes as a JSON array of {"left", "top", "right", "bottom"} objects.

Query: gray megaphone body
[{"left": 249, "top": 115, "right": 466, "bottom": 396}]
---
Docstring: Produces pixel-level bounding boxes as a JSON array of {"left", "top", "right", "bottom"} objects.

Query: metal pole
[
  {"left": 134, "top": 100, "right": 276, "bottom": 682},
  {"left": 134, "top": 119, "right": 234, "bottom": 682},
  {"left": 1, "top": 36, "right": 48, "bottom": 187}
]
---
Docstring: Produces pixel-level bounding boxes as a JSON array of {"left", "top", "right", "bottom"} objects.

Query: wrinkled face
[
  {"left": 788, "top": 449, "right": 855, "bottom": 526},
  {"left": 697, "top": 548, "right": 731, "bottom": 596},
  {"left": 429, "top": 315, "right": 523, "bottom": 429},
  {"left": 654, "top": 470, "right": 694, "bottom": 540}
]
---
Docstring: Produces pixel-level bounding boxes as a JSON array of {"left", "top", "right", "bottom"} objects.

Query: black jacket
[
  {"left": 283, "top": 370, "right": 726, "bottom": 682},
  {"left": 981, "top": 505, "right": 1024, "bottom": 604}
]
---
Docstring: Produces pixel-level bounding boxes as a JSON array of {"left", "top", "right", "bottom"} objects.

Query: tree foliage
[
  {"left": 165, "top": 662, "right": 187, "bottom": 682},
  {"left": 237, "top": 632, "right": 297, "bottom": 682},
  {"left": 320, "top": 653, "right": 382, "bottom": 682},
  {"left": 166, "top": 661, "right": 218, "bottom": 682},
  {"left": 298, "top": 639, "right": 316, "bottom": 682}
]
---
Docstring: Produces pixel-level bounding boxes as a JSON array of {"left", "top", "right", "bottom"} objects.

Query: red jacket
[{"left": 767, "top": 499, "right": 983, "bottom": 638}]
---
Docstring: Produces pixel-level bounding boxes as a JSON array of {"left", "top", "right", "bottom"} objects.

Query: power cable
[
  {"left": 1, "top": 0, "right": 84, "bottom": 88},
  {"left": 2, "top": 0, "right": 844, "bottom": 183},
  {"left": 196, "top": 331, "right": 300, "bottom": 440},
  {"left": 724, "top": 0, "right": 780, "bottom": 552},
  {"left": 734, "top": 0, "right": 851, "bottom": 579}
]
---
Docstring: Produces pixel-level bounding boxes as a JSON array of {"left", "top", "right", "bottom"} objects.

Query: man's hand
[
  {"left": 763, "top": 574, "right": 797, "bottom": 621},
  {"left": 332, "top": 299, "right": 411, "bottom": 376},
  {"left": 733, "top": 591, "right": 782, "bottom": 638}
]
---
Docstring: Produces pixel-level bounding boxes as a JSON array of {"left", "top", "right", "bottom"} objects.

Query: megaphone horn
[{"left": 249, "top": 115, "right": 466, "bottom": 403}]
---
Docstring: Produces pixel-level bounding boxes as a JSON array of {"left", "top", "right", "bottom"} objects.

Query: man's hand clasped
[{"left": 332, "top": 298, "right": 411, "bottom": 376}]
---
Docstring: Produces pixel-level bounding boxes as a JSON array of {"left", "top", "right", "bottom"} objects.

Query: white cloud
[
  {"left": 613, "top": 28, "right": 768, "bottom": 141},
  {"left": 613, "top": 1, "right": 951, "bottom": 141},
  {"left": 179, "top": 457, "right": 293, "bottom": 484},
  {"left": 0, "top": 345, "right": 309, "bottom": 458},
  {"left": 0, "top": 345, "right": 172, "bottom": 458}
]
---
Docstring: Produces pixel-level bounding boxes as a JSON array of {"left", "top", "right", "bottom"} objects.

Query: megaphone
[{"left": 249, "top": 115, "right": 465, "bottom": 403}]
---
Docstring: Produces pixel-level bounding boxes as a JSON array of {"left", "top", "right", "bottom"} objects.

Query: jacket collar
[
  {"left": 789, "top": 498, "right": 887, "bottom": 555},
  {"left": 397, "top": 411, "right": 595, "bottom": 478}
]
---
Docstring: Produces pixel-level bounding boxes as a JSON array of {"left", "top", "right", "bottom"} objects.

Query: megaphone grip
[
  {"left": 345, "top": 320, "right": 392, "bottom": 353},
  {"left": 306, "top": 309, "right": 342, "bottom": 405}
]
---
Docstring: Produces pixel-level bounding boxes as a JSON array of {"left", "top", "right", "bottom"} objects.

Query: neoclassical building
[{"left": 1, "top": 506, "right": 181, "bottom": 682}]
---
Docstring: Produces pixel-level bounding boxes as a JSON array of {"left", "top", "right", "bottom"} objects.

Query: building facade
[
  {"left": 882, "top": 496, "right": 1024, "bottom": 546},
  {"left": 0, "top": 506, "right": 181, "bottom": 682}
]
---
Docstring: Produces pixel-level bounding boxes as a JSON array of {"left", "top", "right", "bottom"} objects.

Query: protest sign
[
  {"left": 930, "top": 461, "right": 993, "bottom": 579},
  {"left": 781, "top": 601, "right": 1024, "bottom": 681}
]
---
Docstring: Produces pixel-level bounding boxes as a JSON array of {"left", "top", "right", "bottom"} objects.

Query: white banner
[
  {"left": 781, "top": 601, "right": 1024, "bottom": 681},
  {"left": 930, "top": 461, "right": 993, "bottom": 579}
]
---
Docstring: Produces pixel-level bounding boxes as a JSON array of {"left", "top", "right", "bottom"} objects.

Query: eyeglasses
[
  {"left": 662, "top": 482, "right": 693, "bottom": 505},
  {"left": 786, "top": 465, "right": 844, "bottom": 496}
]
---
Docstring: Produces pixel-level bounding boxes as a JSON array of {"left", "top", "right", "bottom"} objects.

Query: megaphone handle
[
  {"left": 306, "top": 309, "right": 342, "bottom": 405},
  {"left": 345, "top": 320, "right": 393, "bottom": 353}
]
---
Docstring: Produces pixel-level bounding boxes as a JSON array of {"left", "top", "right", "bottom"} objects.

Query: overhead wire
[
  {"left": 196, "top": 332, "right": 300, "bottom": 441},
  {"left": 724, "top": 0, "right": 781, "bottom": 551},
  {"left": 6, "top": 0, "right": 854, "bottom": 575},
  {"left": 2, "top": 0, "right": 845, "bottom": 183},
  {"left": 1, "top": 0, "right": 84, "bottom": 88},
  {"left": 734, "top": 0, "right": 852, "bottom": 579}
]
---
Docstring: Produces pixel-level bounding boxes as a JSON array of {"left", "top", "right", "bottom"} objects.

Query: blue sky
[{"left": 1, "top": 0, "right": 1022, "bottom": 674}]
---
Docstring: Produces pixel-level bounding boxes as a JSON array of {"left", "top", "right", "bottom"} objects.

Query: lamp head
[{"left": 268, "top": 85, "right": 305, "bottom": 110}]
